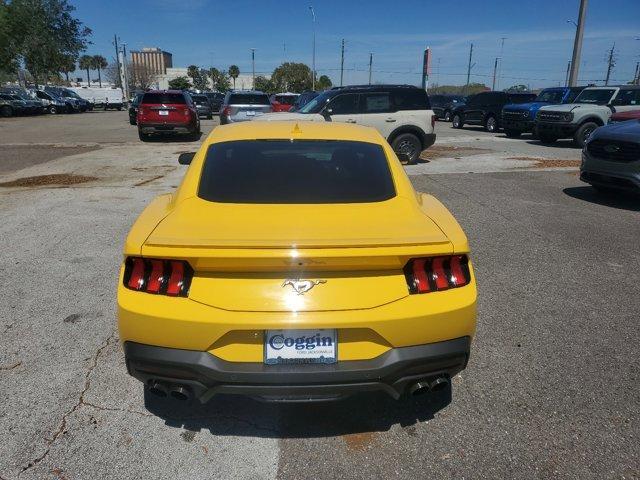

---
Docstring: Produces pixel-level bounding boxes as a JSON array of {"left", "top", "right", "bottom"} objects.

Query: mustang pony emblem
[{"left": 282, "top": 279, "right": 327, "bottom": 295}]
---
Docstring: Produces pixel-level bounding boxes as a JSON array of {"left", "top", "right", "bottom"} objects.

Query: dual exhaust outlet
[
  {"left": 148, "top": 380, "right": 191, "bottom": 401},
  {"left": 408, "top": 376, "right": 449, "bottom": 396}
]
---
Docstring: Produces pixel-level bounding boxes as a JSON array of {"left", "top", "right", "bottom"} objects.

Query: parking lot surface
[{"left": 0, "top": 111, "right": 638, "bottom": 479}]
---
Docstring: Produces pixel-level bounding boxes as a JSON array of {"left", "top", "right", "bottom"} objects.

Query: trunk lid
[{"left": 141, "top": 197, "right": 452, "bottom": 312}]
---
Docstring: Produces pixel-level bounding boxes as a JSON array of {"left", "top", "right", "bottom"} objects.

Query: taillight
[
  {"left": 123, "top": 257, "right": 193, "bottom": 297},
  {"left": 431, "top": 114, "right": 436, "bottom": 129},
  {"left": 183, "top": 106, "right": 190, "bottom": 117},
  {"left": 137, "top": 106, "right": 145, "bottom": 116},
  {"left": 403, "top": 255, "right": 471, "bottom": 294},
  {"left": 222, "top": 106, "right": 231, "bottom": 117}
]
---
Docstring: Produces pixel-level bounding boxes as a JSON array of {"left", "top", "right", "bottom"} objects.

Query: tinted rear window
[
  {"left": 198, "top": 140, "right": 396, "bottom": 204},
  {"left": 141, "top": 93, "right": 186, "bottom": 104},
  {"left": 192, "top": 95, "right": 208, "bottom": 102},
  {"left": 394, "top": 89, "right": 431, "bottom": 110},
  {"left": 228, "top": 94, "right": 270, "bottom": 105}
]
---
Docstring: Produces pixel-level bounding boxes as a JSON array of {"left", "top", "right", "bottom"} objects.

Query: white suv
[{"left": 254, "top": 85, "right": 436, "bottom": 164}]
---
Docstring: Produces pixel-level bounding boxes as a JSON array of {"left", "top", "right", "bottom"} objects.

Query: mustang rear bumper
[{"left": 124, "top": 336, "right": 470, "bottom": 402}]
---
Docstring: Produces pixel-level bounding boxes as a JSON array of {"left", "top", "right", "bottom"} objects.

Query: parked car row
[
  {"left": 0, "top": 86, "right": 90, "bottom": 116},
  {"left": 444, "top": 85, "right": 640, "bottom": 148}
]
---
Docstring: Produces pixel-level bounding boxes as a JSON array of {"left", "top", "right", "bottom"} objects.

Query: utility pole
[
  {"left": 465, "top": 43, "right": 474, "bottom": 91},
  {"left": 421, "top": 47, "right": 431, "bottom": 91},
  {"left": 604, "top": 42, "right": 616, "bottom": 86},
  {"left": 492, "top": 57, "right": 499, "bottom": 90},
  {"left": 309, "top": 6, "right": 316, "bottom": 90},
  {"left": 113, "top": 34, "right": 122, "bottom": 89},
  {"left": 340, "top": 39, "right": 345, "bottom": 87},
  {"left": 568, "top": 0, "right": 588, "bottom": 86},
  {"left": 565, "top": 61, "right": 571, "bottom": 86},
  {"left": 368, "top": 53, "right": 373, "bottom": 85},
  {"left": 251, "top": 48, "right": 255, "bottom": 88}
]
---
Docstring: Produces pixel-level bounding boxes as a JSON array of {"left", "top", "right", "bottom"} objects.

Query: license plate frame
[
  {"left": 264, "top": 329, "right": 337, "bottom": 365},
  {"left": 158, "top": 110, "right": 169, "bottom": 116},
  {"left": 245, "top": 110, "right": 255, "bottom": 116}
]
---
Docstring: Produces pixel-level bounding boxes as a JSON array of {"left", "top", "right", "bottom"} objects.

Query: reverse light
[
  {"left": 403, "top": 255, "right": 471, "bottom": 294},
  {"left": 123, "top": 257, "right": 193, "bottom": 297}
]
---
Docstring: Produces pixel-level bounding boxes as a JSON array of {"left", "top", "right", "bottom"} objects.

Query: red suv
[
  {"left": 137, "top": 90, "right": 200, "bottom": 141},
  {"left": 270, "top": 93, "right": 299, "bottom": 112}
]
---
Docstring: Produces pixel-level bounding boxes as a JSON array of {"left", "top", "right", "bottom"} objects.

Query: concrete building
[
  {"left": 155, "top": 67, "right": 189, "bottom": 90},
  {"left": 130, "top": 47, "right": 173, "bottom": 76}
]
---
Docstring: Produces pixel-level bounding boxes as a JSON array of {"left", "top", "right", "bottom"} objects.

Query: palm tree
[
  {"left": 229, "top": 65, "right": 240, "bottom": 89},
  {"left": 59, "top": 55, "right": 76, "bottom": 83},
  {"left": 92, "top": 55, "right": 108, "bottom": 87},
  {"left": 78, "top": 55, "right": 93, "bottom": 86}
]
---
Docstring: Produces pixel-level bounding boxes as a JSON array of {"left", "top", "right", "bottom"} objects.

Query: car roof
[
  {"left": 145, "top": 89, "right": 185, "bottom": 94},
  {"left": 207, "top": 121, "right": 383, "bottom": 144},
  {"left": 229, "top": 90, "right": 267, "bottom": 94}
]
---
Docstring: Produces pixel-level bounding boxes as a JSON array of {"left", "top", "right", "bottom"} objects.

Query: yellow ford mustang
[{"left": 118, "top": 121, "right": 477, "bottom": 403}]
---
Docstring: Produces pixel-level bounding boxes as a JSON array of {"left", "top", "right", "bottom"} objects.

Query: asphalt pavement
[{"left": 0, "top": 111, "right": 638, "bottom": 479}]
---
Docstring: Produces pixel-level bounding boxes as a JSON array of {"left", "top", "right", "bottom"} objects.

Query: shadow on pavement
[
  {"left": 525, "top": 139, "right": 579, "bottom": 149},
  {"left": 563, "top": 186, "right": 640, "bottom": 211},
  {"left": 143, "top": 387, "right": 452, "bottom": 438}
]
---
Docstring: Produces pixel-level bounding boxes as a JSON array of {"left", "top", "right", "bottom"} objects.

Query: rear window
[
  {"left": 228, "top": 94, "right": 270, "bottom": 105},
  {"left": 141, "top": 93, "right": 186, "bottom": 104},
  {"left": 198, "top": 140, "right": 396, "bottom": 204},
  {"left": 275, "top": 95, "right": 297, "bottom": 105},
  {"left": 393, "top": 89, "right": 430, "bottom": 110},
  {"left": 192, "top": 95, "right": 208, "bottom": 102}
]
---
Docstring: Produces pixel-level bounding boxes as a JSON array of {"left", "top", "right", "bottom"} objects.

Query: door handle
[
  {"left": 385, "top": 118, "right": 396, "bottom": 122},
  {"left": 345, "top": 119, "right": 357, "bottom": 123}
]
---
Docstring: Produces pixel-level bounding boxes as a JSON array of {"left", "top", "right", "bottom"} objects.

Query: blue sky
[{"left": 71, "top": 0, "right": 640, "bottom": 89}]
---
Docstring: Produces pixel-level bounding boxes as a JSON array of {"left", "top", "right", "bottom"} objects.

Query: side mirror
[{"left": 178, "top": 152, "right": 195, "bottom": 165}]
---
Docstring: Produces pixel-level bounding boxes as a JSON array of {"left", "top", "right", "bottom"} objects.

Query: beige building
[{"left": 130, "top": 47, "right": 173, "bottom": 76}]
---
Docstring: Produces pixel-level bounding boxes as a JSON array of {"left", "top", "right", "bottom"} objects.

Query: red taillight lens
[
  {"left": 137, "top": 106, "right": 145, "bottom": 116},
  {"left": 123, "top": 257, "right": 193, "bottom": 297},
  {"left": 403, "top": 255, "right": 471, "bottom": 294},
  {"left": 222, "top": 106, "right": 231, "bottom": 116}
]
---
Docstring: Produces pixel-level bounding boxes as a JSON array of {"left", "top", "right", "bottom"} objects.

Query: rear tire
[
  {"left": 485, "top": 115, "right": 498, "bottom": 133},
  {"left": 505, "top": 129, "right": 521, "bottom": 138},
  {"left": 0, "top": 105, "right": 12, "bottom": 117},
  {"left": 444, "top": 110, "right": 452, "bottom": 122},
  {"left": 573, "top": 122, "right": 598, "bottom": 148},
  {"left": 138, "top": 129, "right": 150, "bottom": 142},
  {"left": 49, "top": 106, "right": 58, "bottom": 115},
  {"left": 391, "top": 133, "right": 421, "bottom": 165},
  {"left": 129, "top": 117, "right": 136, "bottom": 125},
  {"left": 452, "top": 114, "right": 464, "bottom": 129},
  {"left": 207, "top": 114, "right": 213, "bottom": 120}
]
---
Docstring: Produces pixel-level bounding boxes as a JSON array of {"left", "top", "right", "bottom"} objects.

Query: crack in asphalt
[
  {"left": 0, "top": 362, "right": 21, "bottom": 371},
  {"left": 82, "top": 400, "right": 153, "bottom": 418},
  {"left": 18, "top": 331, "right": 118, "bottom": 476}
]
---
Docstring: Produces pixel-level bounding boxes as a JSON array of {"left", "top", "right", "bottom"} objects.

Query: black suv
[
  {"left": 451, "top": 91, "right": 537, "bottom": 132},
  {"left": 430, "top": 94, "right": 465, "bottom": 121}
]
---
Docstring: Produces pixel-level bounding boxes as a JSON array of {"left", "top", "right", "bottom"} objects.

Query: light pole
[
  {"left": 309, "top": 6, "right": 316, "bottom": 90},
  {"left": 251, "top": 48, "right": 255, "bottom": 88},
  {"left": 568, "top": 0, "right": 588, "bottom": 86}
]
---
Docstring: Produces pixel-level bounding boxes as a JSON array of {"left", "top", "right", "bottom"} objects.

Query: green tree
[
  {"left": 7, "top": 0, "right": 91, "bottom": 86},
  {"left": 228, "top": 64, "right": 239, "bottom": 89},
  {"left": 59, "top": 54, "right": 76, "bottom": 83},
  {"left": 78, "top": 54, "right": 92, "bottom": 85},
  {"left": 92, "top": 54, "right": 107, "bottom": 87},
  {"left": 270, "top": 62, "right": 312, "bottom": 93},
  {"left": 0, "top": 1, "right": 18, "bottom": 76},
  {"left": 254, "top": 75, "right": 275, "bottom": 93},
  {"left": 209, "top": 67, "right": 230, "bottom": 92},
  {"left": 429, "top": 83, "right": 489, "bottom": 95},
  {"left": 187, "top": 64, "right": 209, "bottom": 90},
  {"left": 317, "top": 74, "right": 332, "bottom": 91},
  {"left": 168, "top": 76, "right": 191, "bottom": 90}
]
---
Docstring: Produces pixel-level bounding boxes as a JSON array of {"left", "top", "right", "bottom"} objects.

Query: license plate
[
  {"left": 264, "top": 329, "right": 337, "bottom": 365},
  {"left": 159, "top": 110, "right": 168, "bottom": 116},
  {"left": 245, "top": 110, "right": 255, "bottom": 116}
]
